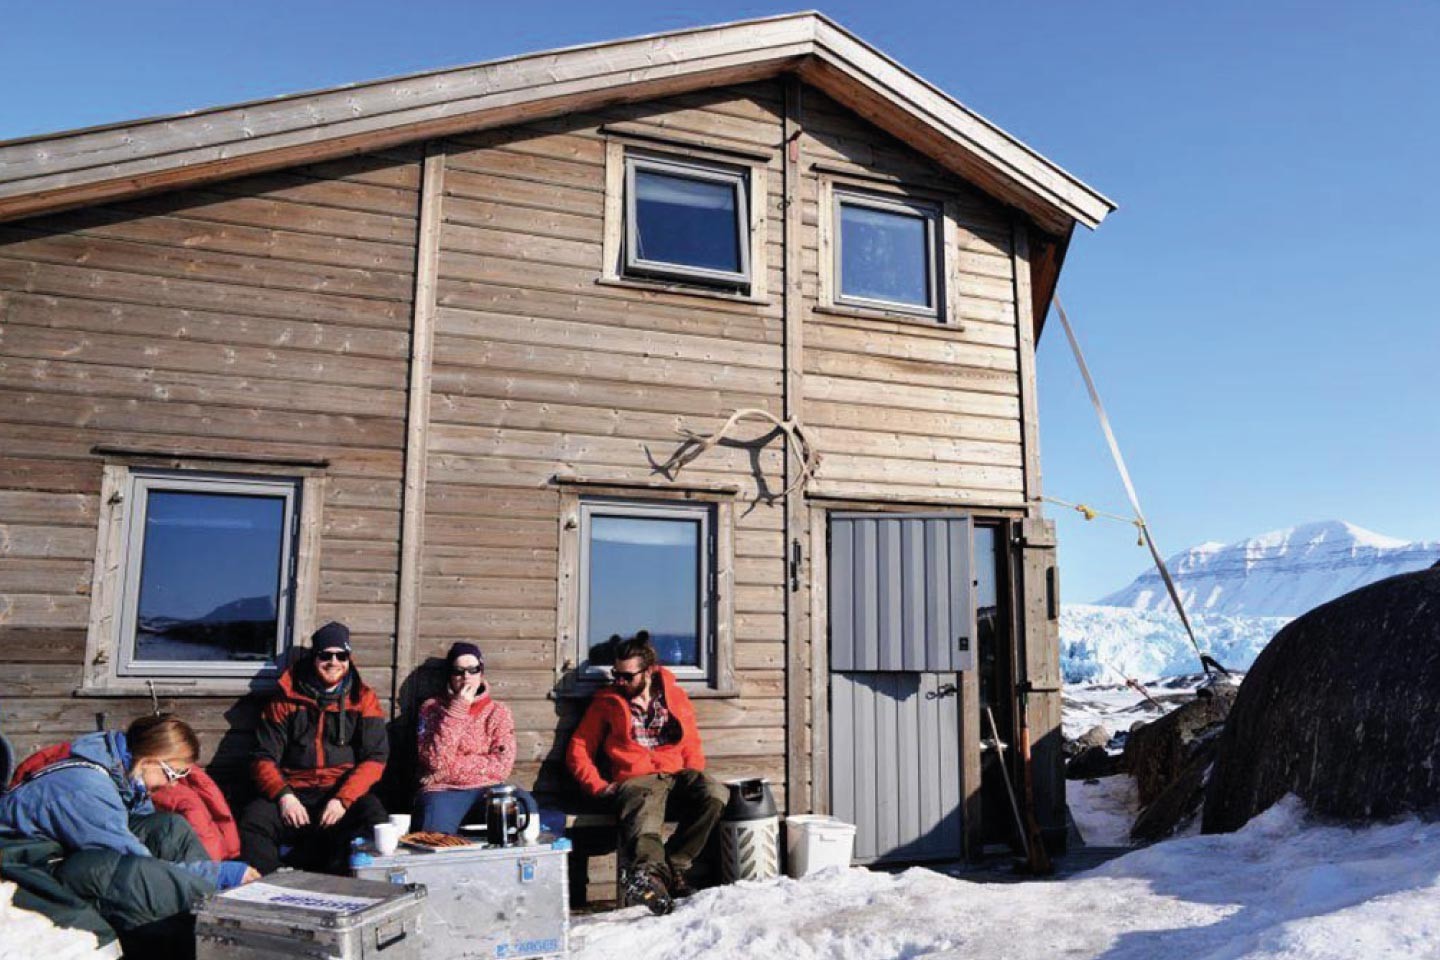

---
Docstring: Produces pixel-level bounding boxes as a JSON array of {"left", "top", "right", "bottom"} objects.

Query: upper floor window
[
  {"left": 834, "top": 189, "right": 940, "bottom": 317},
  {"left": 116, "top": 472, "right": 299, "bottom": 679},
  {"left": 624, "top": 153, "right": 751, "bottom": 290}
]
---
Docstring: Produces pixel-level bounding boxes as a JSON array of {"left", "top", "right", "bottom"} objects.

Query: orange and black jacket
[{"left": 250, "top": 659, "right": 388, "bottom": 807}]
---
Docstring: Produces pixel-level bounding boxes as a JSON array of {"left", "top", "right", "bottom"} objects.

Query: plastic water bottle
[{"left": 349, "top": 836, "right": 373, "bottom": 872}]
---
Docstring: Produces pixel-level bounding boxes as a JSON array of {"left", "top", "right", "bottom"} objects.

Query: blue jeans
[{"left": 412, "top": 785, "right": 539, "bottom": 836}]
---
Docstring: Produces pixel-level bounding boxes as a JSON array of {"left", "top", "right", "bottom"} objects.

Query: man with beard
[
  {"left": 239, "top": 622, "right": 390, "bottom": 873},
  {"left": 566, "top": 631, "right": 727, "bottom": 915}
]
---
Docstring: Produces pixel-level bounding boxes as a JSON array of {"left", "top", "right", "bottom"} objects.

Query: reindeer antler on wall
[{"left": 658, "top": 408, "right": 821, "bottom": 499}]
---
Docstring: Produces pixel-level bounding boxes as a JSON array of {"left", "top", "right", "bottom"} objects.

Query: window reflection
[
  {"left": 634, "top": 169, "right": 742, "bottom": 274},
  {"left": 133, "top": 490, "right": 285, "bottom": 662},
  {"left": 975, "top": 525, "right": 1002, "bottom": 710},
  {"left": 839, "top": 201, "right": 932, "bottom": 308},
  {"left": 586, "top": 514, "right": 702, "bottom": 669}
]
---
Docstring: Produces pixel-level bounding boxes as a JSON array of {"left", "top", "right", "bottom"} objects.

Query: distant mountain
[{"left": 1098, "top": 520, "right": 1440, "bottom": 618}]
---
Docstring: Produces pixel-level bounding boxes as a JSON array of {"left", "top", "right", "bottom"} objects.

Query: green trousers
[
  {"left": 57, "top": 812, "right": 214, "bottom": 960},
  {"left": 613, "top": 770, "right": 728, "bottom": 875}
]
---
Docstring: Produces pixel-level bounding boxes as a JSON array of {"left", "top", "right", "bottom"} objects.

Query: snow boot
[
  {"left": 623, "top": 864, "right": 674, "bottom": 916},
  {"left": 667, "top": 865, "right": 695, "bottom": 899}
]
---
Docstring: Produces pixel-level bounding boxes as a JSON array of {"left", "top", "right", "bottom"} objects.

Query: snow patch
[
  {"left": 1068, "top": 774, "right": 1139, "bottom": 847},
  {"left": 0, "top": 881, "right": 111, "bottom": 960}
]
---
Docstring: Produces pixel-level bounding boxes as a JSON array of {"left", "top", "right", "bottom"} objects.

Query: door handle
[{"left": 926, "top": 683, "right": 959, "bottom": 700}]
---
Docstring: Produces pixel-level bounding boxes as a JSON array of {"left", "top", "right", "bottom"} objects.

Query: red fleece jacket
[{"left": 564, "top": 667, "right": 705, "bottom": 797}]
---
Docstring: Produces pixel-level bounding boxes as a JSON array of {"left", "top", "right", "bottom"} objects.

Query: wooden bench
[{"left": 552, "top": 806, "right": 711, "bottom": 907}]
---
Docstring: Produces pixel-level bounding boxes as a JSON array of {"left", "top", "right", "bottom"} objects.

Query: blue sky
[{"left": 5, "top": 1, "right": 1437, "bottom": 601}]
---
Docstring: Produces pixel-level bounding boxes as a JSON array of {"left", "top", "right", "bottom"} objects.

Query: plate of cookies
[{"left": 399, "top": 830, "right": 477, "bottom": 852}]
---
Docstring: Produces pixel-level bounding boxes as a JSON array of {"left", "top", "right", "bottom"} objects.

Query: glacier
[{"left": 1061, "top": 603, "right": 1291, "bottom": 682}]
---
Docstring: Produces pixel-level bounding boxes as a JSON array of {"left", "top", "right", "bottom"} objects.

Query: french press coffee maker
[{"left": 484, "top": 784, "right": 530, "bottom": 847}]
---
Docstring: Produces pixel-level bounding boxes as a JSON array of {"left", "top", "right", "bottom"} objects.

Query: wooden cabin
[{"left": 0, "top": 14, "right": 1111, "bottom": 901}]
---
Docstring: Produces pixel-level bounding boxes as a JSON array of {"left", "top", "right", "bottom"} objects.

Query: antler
[{"left": 662, "top": 408, "right": 821, "bottom": 499}]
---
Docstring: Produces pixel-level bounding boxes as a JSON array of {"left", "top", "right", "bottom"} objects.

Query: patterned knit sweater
[{"left": 415, "top": 691, "right": 516, "bottom": 792}]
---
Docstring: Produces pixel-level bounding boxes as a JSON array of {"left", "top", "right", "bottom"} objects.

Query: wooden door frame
[{"left": 805, "top": 500, "right": 1023, "bottom": 859}]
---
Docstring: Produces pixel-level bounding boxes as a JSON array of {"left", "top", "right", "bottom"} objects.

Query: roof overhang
[{"left": 0, "top": 13, "right": 1113, "bottom": 237}]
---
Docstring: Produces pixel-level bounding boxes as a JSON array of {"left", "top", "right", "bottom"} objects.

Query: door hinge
[{"left": 789, "top": 538, "right": 802, "bottom": 592}]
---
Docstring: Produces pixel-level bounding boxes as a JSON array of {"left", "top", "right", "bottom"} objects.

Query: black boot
[{"left": 623, "top": 863, "right": 674, "bottom": 916}]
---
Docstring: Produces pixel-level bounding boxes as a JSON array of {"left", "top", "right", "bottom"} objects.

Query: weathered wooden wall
[
  {"left": 797, "top": 90, "right": 1023, "bottom": 506},
  {"left": 418, "top": 82, "right": 792, "bottom": 802},
  {"left": 0, "top": 150, "right": 422, "bottom": 780}
]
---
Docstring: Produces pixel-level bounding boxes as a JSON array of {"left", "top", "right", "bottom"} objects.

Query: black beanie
[
  {"left": 445, "top": 641, "right": 484, "bottom": 670},
  {"left": 311, "top": 621, "right": 352, "bottom": 653}
]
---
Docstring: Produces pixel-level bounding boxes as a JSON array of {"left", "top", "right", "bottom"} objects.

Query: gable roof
[{"left": 0, "top": 13, "right": 1113, "bottom": 236}]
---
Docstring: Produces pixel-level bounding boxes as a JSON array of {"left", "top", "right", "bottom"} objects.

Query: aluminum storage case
[
  {"left": 353, "top": 838, "right": 570, "bottom": 959},
  {"left": 196, "top": 870, "right": 426, "bottom": 960}
]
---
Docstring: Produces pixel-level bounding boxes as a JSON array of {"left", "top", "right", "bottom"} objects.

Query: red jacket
[
  {"left": 251, "top": 662, "right": 389, "bottom": 806},
  {"left": 152, "top": 767, "right": 242, "bottom": 860},
  {"left": 11, "top": 742, "right": 240, "bottom": 860},
  {"left": 565, "top": 668, "right": 705, "bottom": 797}
]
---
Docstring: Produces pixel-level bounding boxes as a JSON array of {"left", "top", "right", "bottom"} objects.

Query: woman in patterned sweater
[{"left": 412, "top": 642, "right": 537, "bottom": 834}]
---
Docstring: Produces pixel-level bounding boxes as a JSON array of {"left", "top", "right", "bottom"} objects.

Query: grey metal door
[{"left": 829, "top": 514, "right": 974, "bottom": 863}]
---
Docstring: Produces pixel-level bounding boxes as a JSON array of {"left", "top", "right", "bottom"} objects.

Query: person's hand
[
  {"left": 456, "top": 678, "right": 480, "bottom": 705},
  {"left": 279, "top": 794, "right": 310, "bottom": 828},
  {"left": 599, "top": 783, "right": 619, "bottom": 798},
  {"left": 241, "top": 866, "right": 262, "bottom": 885},
  {"left": 319, "top": 798, "right": 348, "bottom": 828}
]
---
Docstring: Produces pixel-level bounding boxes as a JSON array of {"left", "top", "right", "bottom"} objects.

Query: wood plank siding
[
  {"left": 0, "top": 148, "right": 423, "bottom": 781},
  {"left": 797, "top": 90, "right": 1024, "bottom": 507},
  {"left": 0, "top": 72, "right": 1063, "bottom": 900},
  {"left": 419, "top": 84, "right": 790, "bottom": 811}
]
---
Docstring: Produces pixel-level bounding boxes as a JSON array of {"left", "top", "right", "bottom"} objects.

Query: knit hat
[
  {"left": 311, "top": 621, "right": 352, "bottom": 653},
  {"left": 445, "top": 641, "right": 484, "bottom": 670}
]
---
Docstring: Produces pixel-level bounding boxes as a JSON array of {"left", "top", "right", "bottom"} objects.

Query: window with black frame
[
  {"left": 577, "top": 500, "right": 713, "bottom": 681},
  {"left": 834, "top": 189, "right": 941, "bottom": 318},
  {"left": 624, "top": 152, "right": 751, "bottom": 290},
  {"left": 116, "top": 473, "right": 298, "bottom": 678}
]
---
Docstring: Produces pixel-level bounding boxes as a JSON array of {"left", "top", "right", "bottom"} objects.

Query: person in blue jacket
[{"left": 0, "top": 713, "right": 256, "bottom": 953}]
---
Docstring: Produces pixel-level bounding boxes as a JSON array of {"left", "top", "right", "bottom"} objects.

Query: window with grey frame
[
  {"left": 624, "top": 152, "right": 751, "bottom": 290},
  {"left": 576, "top": 499, "right": 714, "bottom": 683},
  {"left": 834, "top": 189, "right": 942, "bottom": 318},
  {"left": 115, "top": 472, "right": 300, "bottom": 679}
]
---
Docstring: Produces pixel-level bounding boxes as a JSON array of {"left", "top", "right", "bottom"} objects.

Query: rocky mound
[{"left": 1203, "top": 566, "right": 1440, "bottom": 833}]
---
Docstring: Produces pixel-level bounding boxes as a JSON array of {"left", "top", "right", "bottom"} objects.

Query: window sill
[
  {"left": 549, "top": 681, "right": 740, "bottom": 701},
  {"left": 596, "top": 275, "right": 770, "bottom": 306},
  {"left": 812, "top": 302, "right": 950, "bottom": 328},
  {"left": 75, "top": 677, "right": 280, "bottom": 699}
]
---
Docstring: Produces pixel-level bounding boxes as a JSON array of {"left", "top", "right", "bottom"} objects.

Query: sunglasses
[
  {"left": 450, "top": 665, "right": 483, "bottom": 676},
  {"left": 315, "top": 650, "right": 350, "bottom": 663},
  {"left": 610, "top": 668, "right": 643, "bottom": 682},
  {"left": 157, "top": 758, "right": 192, "bottom": 783}
]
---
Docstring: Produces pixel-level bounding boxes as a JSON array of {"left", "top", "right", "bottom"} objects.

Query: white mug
[
  {"left": 388, "top": 813, "right": 412, "bottom": 835},
  {"left": 374, "top": 822, "right": 401, "bottom": 856}
]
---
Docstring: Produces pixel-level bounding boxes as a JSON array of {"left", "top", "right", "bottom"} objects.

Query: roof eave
[{"left": 0, "top": 13, "right": 1113, "bottom": 235}]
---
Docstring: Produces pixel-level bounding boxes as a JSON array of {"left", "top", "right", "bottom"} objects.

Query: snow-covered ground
[
  {"left": 1067, "top": 774, "right": 1140, "bottom": 847},
  {"left": 0, "top": 882, "right": 114, "bottom": 960},
  {"left": 572, "top": 798, "right": 1440, "bottom": 959}
]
